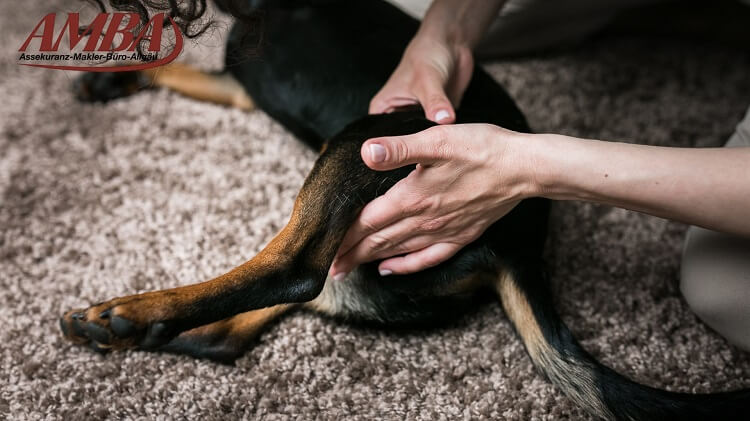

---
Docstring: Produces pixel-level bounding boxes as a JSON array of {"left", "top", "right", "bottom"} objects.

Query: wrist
[
  {"left": 417, "top": 21, "right": 472, "bottom": 53},
  {"left": 527, "top": 133, "right": 605, "bottom": 201},
  {"left": 410, "top": 24, "right": 472, "bottom": 67},
  {"left": 418, "top": 0, "right": 506, "bottom": 50},
  {"left": 508, "top": 132, "right": 577, "bottom": 200},
  {"left": 490, "top": 128, "right": 544, "bottom": 200}
]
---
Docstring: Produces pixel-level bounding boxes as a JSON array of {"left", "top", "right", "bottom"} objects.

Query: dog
[{"left": 60, "top": 0, "right": 750, "bottom": 419}]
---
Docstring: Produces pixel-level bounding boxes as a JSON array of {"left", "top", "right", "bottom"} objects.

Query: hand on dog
[
  {"left": 368, "top": 33, "right": 473, "bottom": 124},
  {"left": 330, "top": 124, "right": 536, "bottom": 277}
]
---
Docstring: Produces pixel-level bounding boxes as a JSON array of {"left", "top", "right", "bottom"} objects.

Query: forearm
[
  {"left": 417, "top": 0, "right": 507, "bottom": 49},
  {"left": 525, "top": 134, "right": 750, "bottom": 237}
]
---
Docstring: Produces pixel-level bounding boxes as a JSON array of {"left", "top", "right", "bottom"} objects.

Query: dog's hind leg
[
  {"left": 58, "top": 189, "right": 337, "bottom": 353},
  {"left": 73, "top": 63, "right": 254, "bottom": 110},
  {"left": 155, "top": 304, "right": 295, "bottom": 363},
  {"left": 58, "top": 117, "right": 423, "bottom": 354}
]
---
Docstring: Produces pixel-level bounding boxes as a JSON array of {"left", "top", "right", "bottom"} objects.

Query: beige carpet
[{"left": 2, "top": 1, "right": 750, "bottom": 419}]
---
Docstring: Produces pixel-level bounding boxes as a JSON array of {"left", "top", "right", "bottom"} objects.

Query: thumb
[
  {"left": 361, "top": 127, "right": 451, "bottom": 170},
  {"left": 413, "top": 70, "right": 455, "bottom": 124}
]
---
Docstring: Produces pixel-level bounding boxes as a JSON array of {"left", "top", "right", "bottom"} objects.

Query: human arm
[
  {"left": 536, "top": 134, "right": 750, "bottom": 235},
  {"left": 329, "top": 124, "right": 750, "bottom": 278},
  {"left": 370, "top": 0, "right": 507, "bottom": 123}
]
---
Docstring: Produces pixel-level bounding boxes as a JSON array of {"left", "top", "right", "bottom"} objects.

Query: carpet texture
[{"left": 2, "top": 1, "right": 750, "bottom": 420}]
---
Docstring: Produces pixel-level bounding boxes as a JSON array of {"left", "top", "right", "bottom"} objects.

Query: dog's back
[{"left": 223, "top": 0, "right": 529, "bottom": 145}]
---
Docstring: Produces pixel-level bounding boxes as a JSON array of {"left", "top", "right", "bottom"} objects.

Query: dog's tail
[{"left": 495, "top": 262, "right": 750, "bottom": 421}]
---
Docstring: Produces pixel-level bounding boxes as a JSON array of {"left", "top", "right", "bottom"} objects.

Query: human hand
[
  {"left": 329, "top": 124, "right": 537, "bottom": 278},
  {"left": 369, "top": 34, "right": 474, "bottom": 124}
]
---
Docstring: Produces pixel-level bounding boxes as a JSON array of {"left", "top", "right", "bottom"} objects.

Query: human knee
[
  {"left": 680, "top": 270, "right": 726, "bottom": 323},
  {"left": 685, "top": 227, "right": 749, "bottom": 313},
  {"left": 681, "top": 226, "right": 750, "bottom": 349},
  {"left": 680, "top": 269, "right": 727, "bottom": 325},
  {"left": 680, "top": 261, "right": 750, "bottom": 351}
]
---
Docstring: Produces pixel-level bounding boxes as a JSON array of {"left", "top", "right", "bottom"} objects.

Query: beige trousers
[
  {"left": 681, "top": 108, "right": 750, "bottom": 351},
  {"left": 387, "top": 0, "right": 660, "bottom": 56}
]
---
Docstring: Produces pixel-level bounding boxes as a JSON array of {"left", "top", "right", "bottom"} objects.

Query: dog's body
[{"left": 62, "top": 0, "right": 750, "bottom": 419}]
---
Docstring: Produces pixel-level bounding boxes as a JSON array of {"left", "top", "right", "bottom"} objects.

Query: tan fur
[
  {"left": 305, "top": 273, "right": 383, "bottom": 321},
  {"left": 495, "top": 271, "right": 614, "bottom": 420},
  {"left": 61, "top": 157, "right": 336, "bottom": 349},
  {"left": 142, "top": 63, "right": 254, "bottom": 110},
  {"left": 177, "top": 304, "right": 294, "bottom": 344}
]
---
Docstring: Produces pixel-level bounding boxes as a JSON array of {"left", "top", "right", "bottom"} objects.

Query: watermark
[{"left": 18, "top": 12, "right": 183, "bottom": 72}]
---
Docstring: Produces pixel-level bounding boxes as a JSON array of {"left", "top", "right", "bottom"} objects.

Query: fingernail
[
  {"left": 434, "top": 109, "right": 450, "bottom": 123},
  {"left": 379, "top": 269, "right": 393, "bottom": 276},
  {"left": 332, "top": 272, "right": 347, "bottom": 281},
  {"left": 369, "top": 144, "right": 386, "bottom": 163}
]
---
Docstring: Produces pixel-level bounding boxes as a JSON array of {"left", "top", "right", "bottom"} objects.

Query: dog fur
[{"left": 61, "top": 1, "right": 750, "bottom": 419}]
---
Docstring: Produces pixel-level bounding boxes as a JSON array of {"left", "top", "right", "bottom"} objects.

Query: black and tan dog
[{"left": 60, "top": 0, "right": 749, "bottom": 419}]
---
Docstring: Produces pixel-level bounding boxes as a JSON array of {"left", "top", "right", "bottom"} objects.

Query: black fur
[
  {"left": 71, "top": 0, "right": 750, "bottom": 419},
  {"left": 220, "top": 1, "right": 750, "bottom": 419}
]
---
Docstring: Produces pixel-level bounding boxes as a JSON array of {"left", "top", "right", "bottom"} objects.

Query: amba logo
[{"left": 18, "top": 12, "right": 183, "bottom": 72}]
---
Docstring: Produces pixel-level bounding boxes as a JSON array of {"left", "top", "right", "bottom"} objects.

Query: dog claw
[{"left": 89, "top": 341, "right": 111, "bottom": 354}]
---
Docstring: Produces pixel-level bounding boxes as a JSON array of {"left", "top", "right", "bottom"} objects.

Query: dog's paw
[
  {"left": 72, "top": 71, "right": 149, "bottom": 103},
  {"left": 60, "top": 294, "right": 180, "bottom": 353}
]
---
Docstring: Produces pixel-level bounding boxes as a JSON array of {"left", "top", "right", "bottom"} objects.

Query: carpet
[{"left": 1, "top": 1, "right": 749, "bottom": 420}]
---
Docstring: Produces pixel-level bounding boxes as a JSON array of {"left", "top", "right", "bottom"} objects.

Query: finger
[
  {"left": 369, "top": 94, "right": 419, "bottom": 115},
  {"left": 445, "top": 46, "right": 474, "bottom": 108},
  {"left": 369, "top": 90, "right": 391, "bottom": 114},
  {"left": 331, "top": 216, "right": 443, "bottom": 276},
  {"left": 361, "top": 126, "right": 454, "bottom": 170},
  {"left": 412, "top": 69, "right": 455, "bottom": 124},
  {"left": 369, "top": 65, "right": 421, "bottom": 115},
  {"left": 333, "top": 188, "right": 415, "bottom": 262},
  {"left": 331, "top": 234, "right": 413, "bottom": 278},
  {"left": 378, "top": 242, "right": 460, "bottom": 275}
]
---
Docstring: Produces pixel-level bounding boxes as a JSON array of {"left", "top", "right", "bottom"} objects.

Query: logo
[{"left": 18, "top": 12, "right": 183, "bottom": 72}]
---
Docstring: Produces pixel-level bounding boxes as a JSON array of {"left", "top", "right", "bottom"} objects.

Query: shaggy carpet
[{"left": 1, "top": 1, "right": 749, "bottom": 420}]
